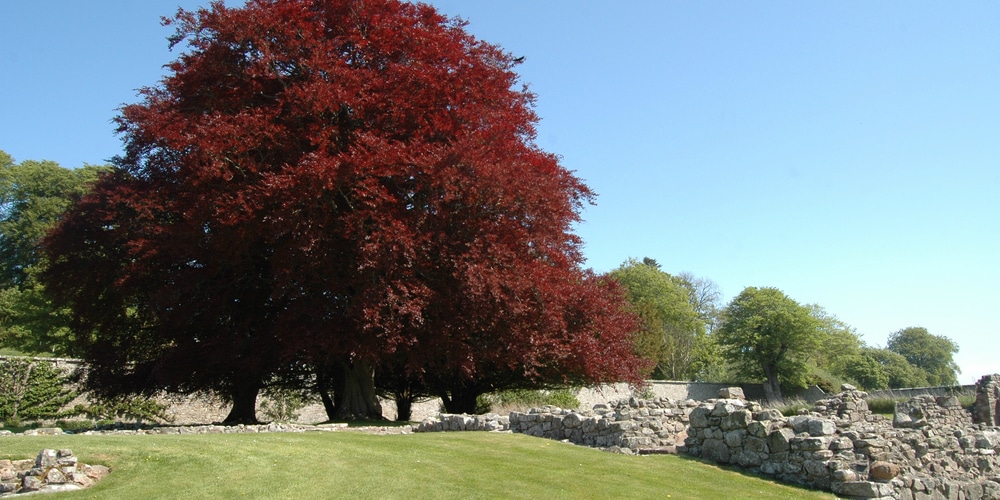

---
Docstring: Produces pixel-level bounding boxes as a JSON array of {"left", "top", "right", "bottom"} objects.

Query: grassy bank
[{"left": 1, "top": 431, "right": 835, "bottom": 499}]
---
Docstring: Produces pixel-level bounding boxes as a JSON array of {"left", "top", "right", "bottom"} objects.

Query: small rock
[{"left": 869, "top": 461, "right": 901, "bottom": 481}]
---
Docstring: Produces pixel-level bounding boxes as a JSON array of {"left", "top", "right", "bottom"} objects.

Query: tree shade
[{"left": 42, "top": 0, "right": 644, "bottom": 422}]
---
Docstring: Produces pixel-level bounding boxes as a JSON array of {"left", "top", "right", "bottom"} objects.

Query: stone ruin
[
  {"left": 417, "top": 375, "right": 1000, "bottom": 499},
  {"left": 0, "top": 449, "right": 109, "bottom": 496}
]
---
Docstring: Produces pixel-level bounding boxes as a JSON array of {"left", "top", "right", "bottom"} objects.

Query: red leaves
[{"left": 43, "top": 0, "right": 645, "bottom": 399}]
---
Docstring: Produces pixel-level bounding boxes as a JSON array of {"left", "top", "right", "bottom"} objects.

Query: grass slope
[{"left": 1, "top": 431, "right": 835, "bottom": 499}]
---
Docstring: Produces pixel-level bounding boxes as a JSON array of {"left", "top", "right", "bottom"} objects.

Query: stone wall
[{"left": 683, "top": 378, "right": 1000, "bottom": 499}]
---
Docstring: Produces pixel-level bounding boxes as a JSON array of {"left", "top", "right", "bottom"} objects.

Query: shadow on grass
[{"left": 674, "top": 453, "right": 834, "bottom": 497}]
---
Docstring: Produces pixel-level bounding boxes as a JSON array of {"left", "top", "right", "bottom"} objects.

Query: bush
[
  {"left": 259, "top": 386, "right": 314, "bottom": 422},
  {"left": 0, "top": 358, "right": 76, "bottom": 424},
  {"left": 75, "top": 395, "right": 173, "bottom": 424},
  {"left": 480, "top": 388, "right": 581, "bottom": 413}
]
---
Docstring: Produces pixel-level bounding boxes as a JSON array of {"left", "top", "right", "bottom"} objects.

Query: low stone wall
[
  {"left": 506, "top": 398, "right": 696, "bottom": 452},
  {"left": 683, "top": 379, "right": 1000, "bottom": 499}
]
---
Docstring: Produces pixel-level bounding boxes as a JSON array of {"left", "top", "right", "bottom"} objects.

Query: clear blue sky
[{"left": 2, "top": 1, "right": 997, "bottom": 384}]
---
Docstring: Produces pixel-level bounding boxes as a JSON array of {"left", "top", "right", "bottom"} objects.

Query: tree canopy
[
  {"left": 0, "top": 152, "right": 107, "bottom": 355},
  {"left": 42, "top": 0, "right": 644, "bottom": 423},
  {"left": 716, "top": 286, "right": 820, "bottom": 401},
  {"left": 887, "top": 327, "right": 960, "bottom": 386},
  {"left": 608, "top": 258, "right": 704, "bottom": 380}
]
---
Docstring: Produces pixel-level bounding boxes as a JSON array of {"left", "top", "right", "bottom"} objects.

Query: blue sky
[{"left": 2, "top": 1, "right": 997, "bottom": 384}]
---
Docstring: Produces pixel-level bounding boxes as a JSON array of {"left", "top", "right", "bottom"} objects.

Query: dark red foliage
[{"left": 43, "top": 0, "right": 645, "bottom": 418}]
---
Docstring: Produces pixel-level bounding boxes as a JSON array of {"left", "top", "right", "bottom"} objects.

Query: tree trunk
[
  {"left": 441, "top": 385, "right": 484, "bottom": 414},
  {"left": 223, "top": 377, "right": 262, "bottom": 425},
  {"left": 315, "top": 365, "right": 337, "bottom": 422},
  {"left": 762, "top": 364, "right": 783, "bottom": 403},
  {"left": 394, "top": 390, "right": 414, "bottom": 422},
  {"left": 331, "top": 360, "right": 383, "bottom": 421}
]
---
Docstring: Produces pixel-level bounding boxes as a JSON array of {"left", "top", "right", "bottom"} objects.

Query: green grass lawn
[{"left": 1, "top": 431, "right": 836, "bottom": 499}]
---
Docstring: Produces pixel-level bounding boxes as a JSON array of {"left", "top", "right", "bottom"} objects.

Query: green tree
[
  {"left": 0, "top": 154, "right": 105, "bottom": 287},
  {"left": 675, "top": 271, "right": 723, "bottom": 333},
  {"left": 0, "top": 152, "right": 107, "bottom": 355},
  {"left": 716, "top": 287, "right": 821, "bottom": 402},
  {"left": 840, "top": 347, "right": 891, "bottom": 390},
  {"left": 887, "top": 327, "right": 960, "bottom": 386},
  {"left": 870, "top": 347, "right": 929, "bottom": 388},
  {"left": 609, "top": 258, "right": 704, "bottom": 380}
]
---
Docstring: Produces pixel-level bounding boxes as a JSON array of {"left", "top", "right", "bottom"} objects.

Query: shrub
[
  {"left": 258, "top": 386, "right": 314, "bottom": 422},
  {"left": 75, "top": 395, "right": 173, "bottom": 424},
  {"left": 0, "top": 358, "right": 76, "bottom": 424},
  {"left": 480, "top": 388, "right": 581, "bottom": 414}
]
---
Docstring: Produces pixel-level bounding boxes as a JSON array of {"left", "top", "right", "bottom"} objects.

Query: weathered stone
[
  {"left": 807, "top": 418, "right": 836, "bottom": 437},
  {"left": 831, "top": 480, "right": 895, "bottom": 498},
  {"left": 21, "top": 475, "right": 44, "bottom": 492},
  {"left": 768, "top": 427, "right": 795, "bottom": 453},
  {"left": 719, "top": 387, "right": 745, "bottom": 400},
  {"left": 701, "top": 438, "right": 731, "bottom": 463},
  {"left": 722, "top": 410, "right": 752, "bottom": 431},
  {"left": 689, "top": 407, "right": 710, "bottom": 428},
  {"left": 870, "top": 461, "right": 901, "bottom": 481}
]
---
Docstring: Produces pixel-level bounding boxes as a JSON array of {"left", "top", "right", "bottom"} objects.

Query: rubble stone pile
[{"left": 0, "top": 449, "right": 109, "bottom": 496}]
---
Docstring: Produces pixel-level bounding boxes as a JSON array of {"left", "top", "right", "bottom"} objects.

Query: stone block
[
  {"left": 807, "top": 418, "right": 836, "bottom": 436},
  {"left": 724, "top": 429, "right": 744, "bottom": 448},
  {"left": 831, "top": 480, "right": 895, "bottom": 498},
  {"left": 700, "top": 438, "right": 731, "bottom": 464},
  {"left": 869, "top": 461, "right": 901, "bottom": 481},
  {"left": 719, "top": 387, "right": 745, "bottom": 400},
  {"left": 722, "top": 409, "right": 752, "bottom": 431},
  {"left": 689, "top": 407, "right": 710, "bottom": 428},
  {"left": 768, "top": 427, "right": 795, "bottom": 453}
]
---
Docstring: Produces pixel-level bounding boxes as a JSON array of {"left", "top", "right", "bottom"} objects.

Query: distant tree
[
  {"left": 0, "top": 154, "right": 105, "bottom": 288},
  {"left": 887, "top": 327, "right": 960, "bottom": 386},
  {"left": 609, "top": 258, "right": 703, "bottom": 380},
  {"left": 675, "top": 272, "right": 723, "bottom": 333},
  {"left": 870, "top": 347, "right": 929, "bottom": 389},
  {"left": 716, "top": 287, "right": 821, "bottom": 402},
  {"left": 839, "top": 347, "right": 890, "bottom": 390},
  {"left": 0, "top": 152, "right": 106, "bottom": 355},
  {"left": 42, "top": 0, "right": 644, "bottom": 423},
  {"left": 802, "top": 304, "right": 866, "bottom": 387}
]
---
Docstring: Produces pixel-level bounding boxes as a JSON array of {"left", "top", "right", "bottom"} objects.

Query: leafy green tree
[
  {"left": 609, "top": 258, "right": 704, "bottom": 380},
  {"left": 0, "top": 154, "right": 105, "bottom": 288},
  {"left": 716, "top": 287, "right": 821, "bottom": 402},
  {"left": 869, "top": 347, "right": 929, "bottom": 388},
  {"left": 887, "top": 327, "right": 960, "bottom": 386},
  {"left": 839, "top": 347, "right": 891, "bottom": 390},
  {"left": 0, "top": 152, "right": 107, "bottom": 355}
]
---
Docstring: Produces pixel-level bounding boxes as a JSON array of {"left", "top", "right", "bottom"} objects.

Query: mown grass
[{"left": 1, "top": 431, "right": 836, "bottom": 499}]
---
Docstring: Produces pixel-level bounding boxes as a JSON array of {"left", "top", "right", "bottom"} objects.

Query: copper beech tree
[{"left": 42, "top": 0, "right": 645, "bottom": 423}]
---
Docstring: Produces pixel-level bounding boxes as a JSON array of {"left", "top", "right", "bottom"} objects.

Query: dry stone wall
[{"left": 683, "top": 377, "right": 1000, "bottom": 499}]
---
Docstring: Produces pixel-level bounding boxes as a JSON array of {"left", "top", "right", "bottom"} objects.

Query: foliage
[
  {"left": 0, "top": 433, "right": 837, "bottom": 499},
  {"left": 0, "top": 152, "right": 107, "bottom": 356},
  {"left": 258, "top": 385, "right": 316, "bottom": 423},
  {"left": 0, "top": 153, "right": 106, "bottom": 288},
  {"left": 74, "top": 394, "right": 172, "bottom": 424},
  {"left": 767, "top": 397, "right": 812, "bottom": 417},
  {"left": 480, "top": 388, "right": 581, "bottom": 413},
  {"left": 887, "top": 327, "right": 960, "bottom": 386},
  {"left": 675, "top": 271, "right": 723, "bottom": 333},
  {"left": 716, "top": 287, "right": 821, "bottom": 401},
  {"left": 839, "top": 347, "right": 891, "bottom": 390},
  {"left": 609, "top": 258, "right": 704, "bottom": 380},
  {"left": 42, "top": 0, "right": 644, "bottom": 423},
  {"left": 0, "top": 358, "right": 76, "bottom": 424}
]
